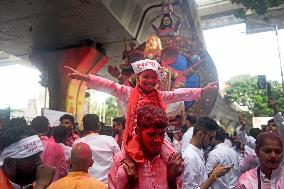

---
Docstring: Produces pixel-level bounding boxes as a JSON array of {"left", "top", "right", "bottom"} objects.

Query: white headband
[
  {"left": 131, "top": 59, "right": 167, "bottom": 80},
  {"left": 0, "top": 135, "right": 44, "bottom": 166}
]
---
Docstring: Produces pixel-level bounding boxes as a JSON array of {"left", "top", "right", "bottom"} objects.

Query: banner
[
  {"left": 252, "top": 117, "right": 272, "bottom": 129},
  {"left": 41, "top": 108, "right": 68, "bottom": 127}
]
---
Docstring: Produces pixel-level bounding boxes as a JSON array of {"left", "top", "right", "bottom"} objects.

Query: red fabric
[
  {"left": 123, "top": 87, "right": 166, "bottom": 164},
  {"left": 63, "top": 133, "right": 80, "bottom": 147},
  {"left": 0, "top": 168, "right": 13, "bottom": 189}
]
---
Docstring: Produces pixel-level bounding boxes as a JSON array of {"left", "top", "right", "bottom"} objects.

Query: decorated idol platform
[{"left": 107, "top": 1, "right": 218, "bottom": 119}]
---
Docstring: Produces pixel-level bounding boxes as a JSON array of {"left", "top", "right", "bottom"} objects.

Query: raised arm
[
  {"left": 171, "top": 11, "right": 181, "bottom": 31},
  {"left": 150, "top": 14, "right": 162, "bottom": 33},
  {"left": 161, "top": 81, "right": 218, "bottom": 104},
  {"left": 64, "top": 66, "right": 131, "bottom": 102},
  {"left": 268, "top": 96, "right": 279, "bottom": 115},
  {"left": 65, "top": 66, "right": 90, "bottom": 81},
  {"left": 236, "top": 123, "right": 256, "bottom": 149}
]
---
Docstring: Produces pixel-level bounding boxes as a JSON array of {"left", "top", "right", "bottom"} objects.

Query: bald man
[{"left": 49, "top": 143, "right": 107, "bottom": 189}]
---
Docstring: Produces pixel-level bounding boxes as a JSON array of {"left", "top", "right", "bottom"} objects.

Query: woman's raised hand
[{"left": 64, "top": 66, "right": 90, "bottom": 82}]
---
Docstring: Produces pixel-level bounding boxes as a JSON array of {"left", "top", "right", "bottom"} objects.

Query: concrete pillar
[{"left": 30, "top": 47, "right": 108, "bottom": 122}]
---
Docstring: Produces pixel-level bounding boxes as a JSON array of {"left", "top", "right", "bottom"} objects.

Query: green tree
[
  {"left": 224, "top": 74, "right": 284, "bottom": 116},
  {"left": 104, "top": 96, "right": 119, "bottom": 125},
  {"left": 231, "top": 0, "right": 284, "bottom": 15}
]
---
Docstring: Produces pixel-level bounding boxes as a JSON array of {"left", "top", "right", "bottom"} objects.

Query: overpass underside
[{"left": 198, "top": 0, "right": 284, "bottom": 32}]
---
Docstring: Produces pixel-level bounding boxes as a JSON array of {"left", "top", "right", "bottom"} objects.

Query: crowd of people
[{"left": 0, "top": 58, "right": 283, "bottom": 189}]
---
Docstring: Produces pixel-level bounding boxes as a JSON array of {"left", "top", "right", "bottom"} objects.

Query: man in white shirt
[
  {"left": 224, "top": 133, "right": 233, "bottom": 148},
  {"left": 239, "top": 145, "right": 259, "bottom": 173},
  {"left": 73, "top": 114, "right": 120, "bottom": 184},
  {"left": 181, "top": 114, "right": 196, "bottom": 153},
  {"left": 236, "top": 117, "right": 277, "bottom": 149},
  {"left": 182, "top": 117, "right": 232, "bottom": 189},
  {"left": 206, "top": 127, "right": 241, "bottom": 189},
  {"left": 235, "top": 127, "right": 262, "bottom": 173}
]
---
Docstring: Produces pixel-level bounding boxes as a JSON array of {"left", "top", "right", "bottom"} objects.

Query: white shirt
[
  {"left": 173, "top": 139, "right": 181, "bottom": 153},
  {"left": 236, "top": 126, "right": 256, "bottom": 149},
  {"left": 239, "top": 145, "right": 259, "bottom": 173},
  {"left": 59, "top": 143, "right": 71, "bottom": 161},
  {"left": 224, "top": 138, "right": 233, "bottom": 148},
  {"left": 206, "top": 143, "right": 241, "bottom": 189},
  {"left": 182, "top": 143, "right": 207, "bottom": 189},
  {"left": 181, "top": 127, "right": 194, "bottom": 153},
  {"left": 73, "top": 133, "right": 120, "bottom": 183}
]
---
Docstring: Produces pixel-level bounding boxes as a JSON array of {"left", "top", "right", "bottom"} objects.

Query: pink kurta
[
  {"left": 40, "top": 136, "right": 68, "bottom": 181},
  {"left": 86, "top": 75, "right": 201, "bottom": 112},
  {"left": 236, "top": 167, "right": 284, "bottom": 189},
  {"left": 108, "top": 140, "right": 180, "bottom": 189}
]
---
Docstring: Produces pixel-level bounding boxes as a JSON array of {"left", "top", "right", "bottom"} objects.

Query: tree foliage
[
  {"left": 89, "top": 95, "right": 119, "bottom": 125},
  {"left": 231, "top": 0, "right": 284, "bottom": 15},
  {"left": 224, "top": 75, "right": 284, "bottom": 116},
  {"left": 104, "top": 96, "right": 119, "bottom": 125}
]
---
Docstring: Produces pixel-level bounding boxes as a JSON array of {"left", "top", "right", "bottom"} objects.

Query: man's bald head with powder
[{"left": 71, "top": 142, "right": 94, "bottom": 172}]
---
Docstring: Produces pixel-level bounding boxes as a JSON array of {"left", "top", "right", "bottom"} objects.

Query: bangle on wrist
[{"left": 211, "top": 171, "right": 218, "bottom": 180}]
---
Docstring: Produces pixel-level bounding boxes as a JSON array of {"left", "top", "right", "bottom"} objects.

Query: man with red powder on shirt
[{"left": 108, "top": 105, "right": 184, "bottom": 189}]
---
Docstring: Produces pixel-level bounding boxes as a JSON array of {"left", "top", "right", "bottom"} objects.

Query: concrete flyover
[
  {"left": 196, "top": 0, "right": 284, "bottom": 32},
  {"left": 0, "top": 0, "right": 283, "bottom": 65}
]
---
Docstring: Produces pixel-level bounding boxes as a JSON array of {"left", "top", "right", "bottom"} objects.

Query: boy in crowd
[
  {"left": 112, "top": 117, "right": 126, "bottom": 148},
  {"left": 108, "top": 105, "right": 184, "bottom": 189},
  {"left": 59, "top": 114, "right": 80, "bottom": 147}
]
